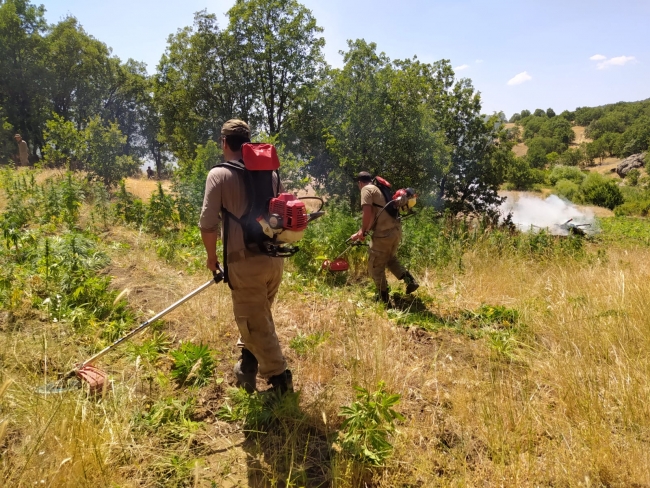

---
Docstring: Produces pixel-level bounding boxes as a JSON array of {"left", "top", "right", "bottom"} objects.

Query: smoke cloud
[{"left": 500, "top": 194, "right": 597, "bottom": 235}]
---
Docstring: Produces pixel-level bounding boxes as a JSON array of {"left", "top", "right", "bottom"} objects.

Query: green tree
[
  {"left": 546, "top": 108, "right": 556, "bottom": 118},
  {"left": 155, "top": 10, "right": 258, "bottom": 161},
  {"left": 42, "top": 114, "right": 84, "bottom": 168},
  {"left": 505, "top": 156, "right": 543, "bottom": 190},
  {"left": 0, "top": 0, "right": 49, "bottom": 153},
  {"left": 301, "top": 41, "right": 448, "bottom": 206},
  {"left": 83, "top": 116, "right": 139, "bottom": 186},
  {"left": 0, "top": 109, "right": 14, "bottom": 162},
  {"left": 227, "top": 0, "right": 325, "bottom": 136},
  {"left": 43, "top": 114, "right": 138, "bottom": 185},
  {"left": 46, "top": 17, "right": 115, "bottom": 125},
  {"left": 533, "top": 108, "right": 546, "bottom": 117}
]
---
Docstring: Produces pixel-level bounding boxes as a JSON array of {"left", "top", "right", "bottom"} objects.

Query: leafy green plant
[
  {"left": 145, "top": 182, "right": 178, "bottom": 236},
  {"left": 138, "top": 396, "right": 201, "bottom": 439},
  {"left": 216, "top": 386, "right": 301, "bottom": 430},
  {"left": 338, "top": 382, "right": 404, "bottom": 466},
  {"left": 627, "top": 168, "right": 641, "bottom": 186},
  {"left": 170, "top": 342, "right": 216, "bottom": 387},
  {"left": 289, "top": 331, "right": 330, "bottom": 356},
  {"left": 114, "top": 180, "right": 145, "bottom": 226},
  {"left": 464, "top": 304, "right": 519, "bottom": 327},
  {"left": 127, "top": 332, "right": 172, "bottom": 362}
]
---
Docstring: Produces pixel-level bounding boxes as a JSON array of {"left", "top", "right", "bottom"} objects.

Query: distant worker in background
[
  {"left": 146, "top": 166, "right": 155, "bottom": 179},
  {"left": 14, "top": 134, "right": 29, "bottom": 166},
  {"left": 350, "top": 171, "right": 419, "bottom": 305}
]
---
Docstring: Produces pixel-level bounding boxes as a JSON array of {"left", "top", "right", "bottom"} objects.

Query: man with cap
[
  {"left": 14, "top": 134, "right": 29, "bottom": 166},
  {"left": 199, "top": 119, "right": 292, "bottom": 395},
  {"left": 350, "top": 171, "right": 419, "bottom": 305}
]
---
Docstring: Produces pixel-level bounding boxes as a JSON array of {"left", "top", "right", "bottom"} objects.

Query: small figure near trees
[
  {"left": 146, "top": 165, "right": 155, "bottom": 179},
  {"left": 14, "top": 134, "right": 29, "bottom": 166}
]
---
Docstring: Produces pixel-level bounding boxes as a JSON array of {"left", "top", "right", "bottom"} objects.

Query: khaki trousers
[
  {"left": 227, "top": 254, "right": 286, "bottom": 378},
  {"left": 368, "top": 227, "right": 406, "bottom": 292}
]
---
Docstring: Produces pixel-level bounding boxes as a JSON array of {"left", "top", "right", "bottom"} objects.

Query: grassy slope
[{"left": 2, "top": 177, "right": 650, "bottom": 486}]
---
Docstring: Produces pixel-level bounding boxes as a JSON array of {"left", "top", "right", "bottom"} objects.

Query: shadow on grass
[
  {"left": 231, "top": 391, "right": 334, "bottom": 487},
  {"left": 387, "top": 293, "right": 455, "bottom": 332}
]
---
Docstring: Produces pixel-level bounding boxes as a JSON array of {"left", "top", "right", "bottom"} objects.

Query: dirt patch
[
  {"left": 571, "top": 126, "right": 591, "bottom": 146},
  {"left": 512, "top": 143, "right": 528, "bottom": 157}
]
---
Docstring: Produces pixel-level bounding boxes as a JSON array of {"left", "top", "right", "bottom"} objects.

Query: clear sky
[{"left": 41, "top": 0, "right": 649, "bottom": 118}]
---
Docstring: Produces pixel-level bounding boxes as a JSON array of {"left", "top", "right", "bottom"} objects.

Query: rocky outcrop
[{"left": 616, "top": 153, "right": 646, "bottom": 178}]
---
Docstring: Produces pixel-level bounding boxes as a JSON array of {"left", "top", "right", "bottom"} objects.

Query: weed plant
[
  {"left": 337, "top": 382, "right": 404, "bottom": 467},
  {"left": 145, "top": 182, "right": 179, "bottom": 236},
  {"left": 114, "top": 179, "right": 145, "bottom": 226},
  {"left": 170, "top": 342, "right": 217, "bottom": 387}
]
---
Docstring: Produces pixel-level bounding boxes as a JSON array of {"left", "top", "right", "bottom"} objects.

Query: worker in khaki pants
[
  {"left": 350, "top": 171, "right": 419, "bottom": 305},
  {"left": 199, "top": 119, "right": 291, "bottom": 394}
]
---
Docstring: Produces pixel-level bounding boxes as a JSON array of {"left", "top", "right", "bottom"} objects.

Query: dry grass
[
  {"left": 124, "top": 177, "right": 172, "bottom": 201},
  {"left": 512, "top": 142, "right": 528, "bottom": 157},
  {"left": 3, "top": 217, "right": 650, "bottom": 485}
]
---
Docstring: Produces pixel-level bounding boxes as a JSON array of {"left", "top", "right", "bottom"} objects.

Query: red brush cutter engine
[
  {"left": 392, "top": 187, "right": 417, "bottom": 212},
  {"left": 268, "top": 193, "right": 308, "bottom": 231}
]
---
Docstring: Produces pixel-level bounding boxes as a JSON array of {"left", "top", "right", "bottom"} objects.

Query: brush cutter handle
[{"left": 74, "top": 266, "right": 225, "bottom": 372}]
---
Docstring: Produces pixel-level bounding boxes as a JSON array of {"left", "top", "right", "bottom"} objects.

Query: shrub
[
  {"left": 578, "top": 173, "right": 624, "bottom": 210},
  {"left": 114, "top": 180, "right": 145, "bottom": 226},
  {"left": 173, "top": 141, "right": 216, "bottom": 225},
  {"left": 614, "top": 200, "right": 650, "bottom": 217},
  {"left": 170, "top": 342, "right": 216, "bottom": 387},
  {"left": 338, "top": 382, "right": 404, "bottom": 466},
  {"left": 145, "top": 183, "right": 178, "bottom": 236},
  {"left": 548, "top": 165, "right": 586, "bottom": 185},
  {"left": 505, "top": 157, "right": 544, "bottom": 190},
  {"left": 554, "top": 179, "right": 580, "bottom": 201},
  {"left": 627, "top": 168, "right": 640, "bottom": 186}
]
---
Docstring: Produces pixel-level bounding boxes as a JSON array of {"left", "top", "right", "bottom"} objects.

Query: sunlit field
[{"left": 2, "top": 168, "right": 650, "bottom": 487}]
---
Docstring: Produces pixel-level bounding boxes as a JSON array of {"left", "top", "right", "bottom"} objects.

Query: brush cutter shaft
[{"left": 76, "top": 268, "right": 224, "bottom": 371}]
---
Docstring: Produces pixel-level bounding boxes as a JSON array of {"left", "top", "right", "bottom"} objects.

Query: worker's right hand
[
  {"left": 350, "top": 229, "right": 365, "bottom": 242},
  {"left": 206, "top": 255, "right": 220, "bottom": 272}
]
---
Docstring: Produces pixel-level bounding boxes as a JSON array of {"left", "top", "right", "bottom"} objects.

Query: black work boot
[
  {"left": 267, "top": 369, "right": 293, "bottom": 395},
  {"left": 233, "top": 348, "right": 258, "bottom": 393},
  {"left": 376, "top": 289, "right": 391, "bottom": 306},
  {"left": 402, "top": 271, "right": 419, "bottom": 294}
]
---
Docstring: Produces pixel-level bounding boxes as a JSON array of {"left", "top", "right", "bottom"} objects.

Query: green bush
[
  {"left": 627, "top": 168, "right": 640, "bottom": 186},
  {"left": 614, "top": 200, "right": 650, "bottom": 217},
  {"left": 505, "top": 157, "right": 545, "bottom": 190},
  {"left": 339, "top": 382, "right": 404, "bottom": 466},
  {"left": 554, "top": 178, "right": 580, "bottom": 201},
  {"left": 114, "top": 180, "right": 145, "bottom": 226},
  {"left": 170, "top": 342, "right": 216, "bottom": 387},
  {"left": 145, "top": 183, "right": 179, "bottom": 236},
  {"left": 578, "top": 173, "right": 624, "bottom": 210},
  {"left": 548, "top": 165, "right": 586, "bottom": 186}
]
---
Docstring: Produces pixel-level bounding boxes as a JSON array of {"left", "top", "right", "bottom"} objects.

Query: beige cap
[{"left": 221, "top": 119, "right": 251, "bottom": 138}]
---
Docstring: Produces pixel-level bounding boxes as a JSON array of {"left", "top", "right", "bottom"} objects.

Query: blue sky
[{"left": 41, "top": 0, "right": 649, "bottom": 117}]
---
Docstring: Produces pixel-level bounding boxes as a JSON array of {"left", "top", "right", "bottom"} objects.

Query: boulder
[{"left": 616, "top": 153, "right": 646, "bottom": 178}]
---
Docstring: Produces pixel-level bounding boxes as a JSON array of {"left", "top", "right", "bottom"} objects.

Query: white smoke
[{"left": 499, "top": 194, "right": 597, "bottom": 235}]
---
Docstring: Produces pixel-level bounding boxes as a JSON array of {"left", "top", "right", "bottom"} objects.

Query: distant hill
[{"left": 506, "top": 99, "right": 650, "bottom": 168}]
